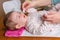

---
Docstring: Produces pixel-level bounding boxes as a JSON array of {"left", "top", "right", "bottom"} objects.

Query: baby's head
[{"left": 4, "top": 11, "right": 27, "bottom": 30}]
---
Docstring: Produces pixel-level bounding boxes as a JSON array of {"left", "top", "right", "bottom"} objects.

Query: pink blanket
[{"left": 5, "top": 27, "right": 25, "bottom": 37}]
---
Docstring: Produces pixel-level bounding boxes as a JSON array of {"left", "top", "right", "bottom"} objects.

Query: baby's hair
[{"left": 4, "top": 11, "right": 16, "bottom": 30}]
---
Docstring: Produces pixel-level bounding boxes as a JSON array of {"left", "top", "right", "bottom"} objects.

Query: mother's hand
[{"left": 42, "top": 11, "right": 60, "bottom": 24}]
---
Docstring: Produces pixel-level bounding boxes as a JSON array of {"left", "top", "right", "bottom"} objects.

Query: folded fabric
[{"left": 5, "top": 27, "right": 25, "bottom": 37}]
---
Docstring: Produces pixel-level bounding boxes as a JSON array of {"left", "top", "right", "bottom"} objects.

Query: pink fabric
[{"left": 5, "top": 27, "right": 25, "bottom": 37}]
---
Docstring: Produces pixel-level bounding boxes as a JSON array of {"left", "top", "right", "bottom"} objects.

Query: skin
[
  {"left": 22, "top": 0, "right": 51, "bottom": 10},
  {"left": 8, "top": 12, "right": 27, "bottom": 29},
  {"left": 43, "top": 11, "right": 60, "bottom": 24}
]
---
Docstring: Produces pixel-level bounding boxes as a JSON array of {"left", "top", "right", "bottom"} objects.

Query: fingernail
[{"left": 23, "top": 8, "right": 26, "bottom": 13}]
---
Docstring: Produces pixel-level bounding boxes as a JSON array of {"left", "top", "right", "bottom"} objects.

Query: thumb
[
  {"left": 26, "top": 3, "right": 35, "bottom": 10},
  {"left": 22, "top": 1, "right": 30, "bottom": 10},
  {"left": 47, "top": 11, "right": 56, "bottom": 15},
  {"left": 26, "top": 4, "right": 32, "bottom": 10}
]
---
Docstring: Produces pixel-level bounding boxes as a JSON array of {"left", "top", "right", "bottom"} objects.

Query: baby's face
[{"left": 9, "top": 12, "right": 27, "bottom": 29}]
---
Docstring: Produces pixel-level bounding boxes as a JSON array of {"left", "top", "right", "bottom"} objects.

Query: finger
[
  {"left": 22, "top": 2, "right": 27, "bottom": 8},
  {"left": 25, "top": 4, "right": 32, "bottom": 10},
  {"left": 44, "top": 14, "right": 54, "bottom": 19},
  {"left": 46, "top": 20, "right": 53, "bottom": 24},
  {"left": 45, "top": 20, "right": 57, "bottom": 24},
  {"left": 22, "top": 2, "right": 29, "bottom": 9},
  {"left": 42, "top": 16, "right": 45, "bottom": 21},
  {"left": 47, "top": 12, "right": 55, "bottom": 15},
  {"left": 47, "top": 10, "right": 58, "bottom": 15},
  {"left": 42, "top": 16, "right": 53, "bottom": 21},
  {"left": 42, "top": 16, "right": 54, "bottom": 23},
  {"left": 45, "top": 18, "right": 53, "bottom": 21},
  {"left": 42, "top": 15, "right": 47, "bottom": 20},
  {"left": 47, "top": 11, "right": 56, "bottom": 15},
  {"left": 26, "top": 2, "right": 35, "bottom": 10},
  {"left": 43, "top": 14, "right": 47, "bottom": 18},
  {"left": 44, "top": 15, "right": 53, "bottom": 21},
  {"left": 43, "top": 18, "right": 54, "bottom": 24}
]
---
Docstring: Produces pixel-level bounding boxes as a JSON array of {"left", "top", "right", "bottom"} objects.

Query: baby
[{"left": 4, "top": 3, "right": 60, "bottom": 35}]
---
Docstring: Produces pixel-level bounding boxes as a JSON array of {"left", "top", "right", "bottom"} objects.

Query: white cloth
[
  {"left": 21, "top": 29, "right": 33, "bottom": 36},
  {"left": 21, "top": 29, "right": 60, "bottom": 37},
  {"left": 3, "top": 0, "right": 21, "bottom": 14},
  {"left": 26, "top": 8, "right": 60, "bottom": 35}
]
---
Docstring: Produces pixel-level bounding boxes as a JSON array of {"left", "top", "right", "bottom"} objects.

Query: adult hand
[
  {"left": 43, "top": 11, "right": 60, "bottom": 24},
  {"left": 22, "top": 1, "right": 39, "bottom": 11},
  {"left": 22, "top": 0, "right": 51, "bottom": 11}
]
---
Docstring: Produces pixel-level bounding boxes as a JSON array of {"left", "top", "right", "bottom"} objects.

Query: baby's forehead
[
  {"left": 9, "top": 12, "right": 21, "bottom": 19},
  {"left": 9, "top": 12, "right": 20, "bottom": 18},
  {"left": 11, "top": 12, "right": 20, "bottom": 15}
]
